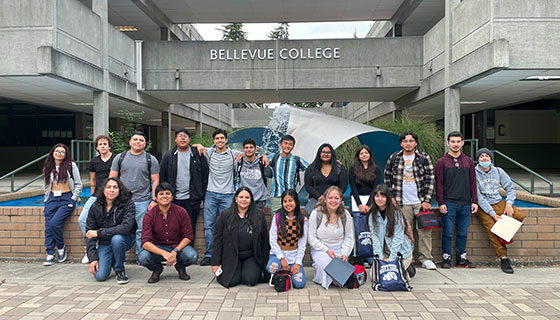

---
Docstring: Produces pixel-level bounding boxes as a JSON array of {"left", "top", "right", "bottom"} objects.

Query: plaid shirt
[{"left": 384, "top": 149, "right": 435, "bottom": 207}]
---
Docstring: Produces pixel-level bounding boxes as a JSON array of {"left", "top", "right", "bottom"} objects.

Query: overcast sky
[{"left": 193, "top": 21, "right": 374, "bottom": 40}]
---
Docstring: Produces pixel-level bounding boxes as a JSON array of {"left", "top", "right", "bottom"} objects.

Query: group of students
[{"left": 39, "top": 127, "right": 524, "bottom": 289}]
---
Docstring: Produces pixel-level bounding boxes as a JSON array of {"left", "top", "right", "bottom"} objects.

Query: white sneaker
[
  {"left": 422, "top": 260, "right": 437, "bottom": 270},
  {"left": 81, "top": 253, "right": 89, "bottom": 264}
]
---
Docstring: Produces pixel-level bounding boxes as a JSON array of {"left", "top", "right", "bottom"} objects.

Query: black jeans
[
  {"left": 173, "top": 198, "right": 202, "bottom": 243},
  {"left": 219, "top": 256, "right": 261, "bottom": 288}
]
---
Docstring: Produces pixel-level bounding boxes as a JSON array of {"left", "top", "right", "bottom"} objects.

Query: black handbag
[{"left": 415, "top": 211, "right": 442, "bottom": 229}]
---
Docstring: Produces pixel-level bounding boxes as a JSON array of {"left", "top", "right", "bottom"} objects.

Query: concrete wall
[
  {"left": 1, "top": 206, "right": 559, "bottom": 264},
  {"left": 141, "top": 38, "right": 423, "bottom": 92}
]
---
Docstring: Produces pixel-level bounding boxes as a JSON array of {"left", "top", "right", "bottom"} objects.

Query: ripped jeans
[{"left": 266, "top": 254, "right": 306, "bottom": 289}]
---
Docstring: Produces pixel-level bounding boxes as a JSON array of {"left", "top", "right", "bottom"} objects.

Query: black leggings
[{"left": 228, "top": 256, "right": 261, "bottom": 287}]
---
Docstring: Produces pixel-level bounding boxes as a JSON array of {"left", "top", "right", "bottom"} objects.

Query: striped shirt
[{"left": 268, "top": 153, "right": 309, "bottom": 197}]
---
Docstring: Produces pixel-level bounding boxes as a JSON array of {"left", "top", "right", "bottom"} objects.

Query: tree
[
  {"left": 109, "top": 110, "right": 152, "bottom": 154},
  {"left": 219, "top": 23, "right": 247, "bottom": 40},
  {"left": 294, "top": 102, "right": 322, "bottom": 108},
  {"left": 268, "top": 23, "right": 289, "bottom": 40}
]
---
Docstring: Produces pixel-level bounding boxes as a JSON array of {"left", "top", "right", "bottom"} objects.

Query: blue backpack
[{"left": 372, "top": 256, "right": 412, "bottom": 291}]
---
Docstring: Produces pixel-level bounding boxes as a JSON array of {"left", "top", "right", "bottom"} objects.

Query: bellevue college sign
[{"left": 210, "top": 47, "right": 341, "bottom": 61}]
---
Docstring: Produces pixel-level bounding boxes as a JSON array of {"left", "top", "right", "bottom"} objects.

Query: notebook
[
  {"left": 351, "top": 195, "right": 370, "bottom": 212},
  {"left": 324, "top": 257, "right": 355, "bottom": 287},
  {"left": 490, "top": 215, "right": 523, "bottom": 242}
]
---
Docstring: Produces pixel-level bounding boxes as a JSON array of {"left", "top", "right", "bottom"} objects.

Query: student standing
[
  {"left": 160, "top": 128, "right": 208, "bottom": 242},
  {"left": 384, "top": 132, "right": 436, "bottom": 270},
  {"left": 237, "top": 138, "right": 272, "bottom": 214},
  {"left": 435, "top": 131, "right": 478, "bottom": 268},
  {"left": 42, "top": 143, "right": 82, "bottom": 266},
  {"left": 109, "top": 131, "right": 160, "bottom": 257}
]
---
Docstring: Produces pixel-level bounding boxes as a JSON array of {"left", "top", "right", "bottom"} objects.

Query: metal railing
[
  {"left": 0, "top": 154, "right": 48, "bottom": 193},
  {"left": 463, "top": 139, "right": 479, "bottom": 160},
  {"left": 0, "top": 140, "right": 94, "bottom": 193},
  {"left": 492, "top": 150, "right": 554, "bottom": 197}
]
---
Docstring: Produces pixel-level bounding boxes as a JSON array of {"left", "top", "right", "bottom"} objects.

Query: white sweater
[{"left": 308, "top": 209, "right": 354, "bottom": 257}]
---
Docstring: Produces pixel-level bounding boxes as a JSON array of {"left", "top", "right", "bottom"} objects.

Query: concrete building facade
[{"left": 1, "top": 0, "right": 559, "bottom": 171}]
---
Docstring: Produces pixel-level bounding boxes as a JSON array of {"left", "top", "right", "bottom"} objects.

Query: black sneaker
[
  {"left": 115, "top": 270, "right": 129, "bottom": 284},
  {"left": 441, "top": 256, "right": 452, "bottom": 269},
  {"left": 407, "top": 264, "right": 416, "bottom": 278},
  {"left": 456, "top": 257, "right": 476, "bottom": 268},
  {"left": 500, "top": 258, "right": 514, "bottom": 274},
  {"left": 200, "top": 256, "right": 212, "bottom": 266}
]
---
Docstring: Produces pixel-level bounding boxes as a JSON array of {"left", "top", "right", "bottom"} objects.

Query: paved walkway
[{"left": 1, "top": 262, "right": 560, "bottom": 319}]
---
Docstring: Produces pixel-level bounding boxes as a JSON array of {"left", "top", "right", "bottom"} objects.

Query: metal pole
[{"left": 531, "top": 174, "right": 534, "bottom": 194}]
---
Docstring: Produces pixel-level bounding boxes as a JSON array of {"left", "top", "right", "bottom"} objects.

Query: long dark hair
[
  {"left": 225, "top": 187, "right": 263, "bottom": 234},
  {"left": 311, "top": 143, "right": 338, "bottom": 170},
  {"left": 352, "top": 145, "right": 377, "bottom": 185},
  {"left": 93, "top": 177, "right": 132, "bottom": 208},
  {"left": 43, "top": 143, "right": 72, "bottom": 185},
  {"left": 277, "top": 189, "right": 304, "bottom": 239},
  {"left": 368, "top": 184, "right": 404, "bottom": 238}
]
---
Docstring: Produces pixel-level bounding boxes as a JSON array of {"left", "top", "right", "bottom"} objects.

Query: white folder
[
  {"left": 490, "top": 215, "right": 523, "bottom": 242},
  {"left": 351, "top": 195, "right": 370, "bottom": 212}
]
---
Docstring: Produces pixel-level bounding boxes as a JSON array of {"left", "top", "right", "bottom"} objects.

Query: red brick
[
  {"left": 0, "top": 246, "right": 11, "bottom": 253},
  {"left": 522, "top": 241, "right": 554, "bottom": 248},
  {"left": 25, "top": 223, "right": 44, "bottom": 231},
  {"left": 1, "top": 223, "right": 26, "bottom": 230},
  {"left": 467, "top": 240, "right": 492, "bottom": 248},
  {"left": 0, "top": 216, "right": 10, "bottom": 223},
  {"left": 0, "top": 230, "right": 10, "bottom": 237},
  {"left": 11, "top": 230, "right": 40, "bottom": 238},
  {"left": 555, "top": 241, "right": 560, "bottom": 248}
]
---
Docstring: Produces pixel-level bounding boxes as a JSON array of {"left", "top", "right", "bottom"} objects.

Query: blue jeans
[
  {"left": 203, "top": 191, "right": 234, "bottom": 257},
  {"left": 44, "top": 192, "right": 75, "bottom": 255},
  {"left": 94, "top": 234, "right": 135, "bottom": 282},
  {"left": 137, "top": 244, "right": 198, "bottom": 271},
  {"left": 266, "top": 254, "right": 306, "bottom": 289},
  {"left": 134, "top": 200, "right": 151, "bottom": 256},
  {"left": 442, "top": 202, "right": 471, "bottom": 256},
  {"left": 79, "top": 196, "right": 97, "bottom": 235}
]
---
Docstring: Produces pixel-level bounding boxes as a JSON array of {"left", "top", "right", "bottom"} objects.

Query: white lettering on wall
[{"left": 209, "top": 47, "right": 341, "bottom": 61}]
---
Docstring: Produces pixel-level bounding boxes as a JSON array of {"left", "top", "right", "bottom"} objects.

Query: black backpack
[
  {"left": 271, "top": 270, "right": 292, "bottom": 292},
  {"left": 236, "top": 156, "right": 268, "bottom": 186},
  {"left": 344, "top": 273, "right": 360, "bottom": 289}
]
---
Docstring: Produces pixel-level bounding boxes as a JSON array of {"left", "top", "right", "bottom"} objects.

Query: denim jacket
[{"left": 368, "top": 210, "right": 413, "bottom": 260}]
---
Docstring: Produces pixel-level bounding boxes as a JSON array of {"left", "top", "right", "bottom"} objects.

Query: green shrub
[
  {"left": 109, "top": 110, "right": 152, "bottom": 154},
  {"left": 369, "top": 113, "right": 444, "bottom": 162},
  {"left": 334, "top": 137, "right": 362, "bottom": 170}
]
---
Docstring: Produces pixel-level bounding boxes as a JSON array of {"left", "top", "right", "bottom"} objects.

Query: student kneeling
[
  {"left": 211, "top": 187, "right": 270, "bottom": 288},
  {"left": 86, "top": 177, "right": 135, "bottom": 284},
  {"left": 137, "top": 183, "right": 198, "bottom": 283},
  {"left": 368, "top": 185, "right": 413, "bottom": 276}
]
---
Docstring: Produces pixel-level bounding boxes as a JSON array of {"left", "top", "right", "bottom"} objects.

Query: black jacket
[
  {"left": 85, "top": 199, "right": 136, "bottom": 262},
  {"left": 304, "top": 162, "right": 348, "bottom": 200},
  {"left": 211, "top": 207, "right": 270, "bottom": 288},
  {"left": 160, "top": 145, "right": 209, "bottom": 202}
]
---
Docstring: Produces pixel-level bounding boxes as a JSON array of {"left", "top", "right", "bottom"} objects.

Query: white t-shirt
[{"left": 402, "top": 154, "right": 421, "bottom": 205}]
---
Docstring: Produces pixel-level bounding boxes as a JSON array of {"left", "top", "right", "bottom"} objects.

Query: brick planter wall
[{"left": 1, "top": 207, "right": 559, "bottom": 263}]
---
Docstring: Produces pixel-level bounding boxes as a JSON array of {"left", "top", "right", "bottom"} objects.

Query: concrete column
[
  {"left": 92, "top": 0, "right": 110, "bottom": 140},
  {"left": 444, "top": 87, "right": 461, "bottom": 138},
  {"left": 160, "top": 111, "right": 171, "bottom": 154},
  {"left": 93, "top": 91, "right": 109, "bottom": 137},
  {"left": 161, "top": 28, "right": 170, "bottom": 41},
  {"left": 195, "top": 121, "right": 203, "bottom": 138}
]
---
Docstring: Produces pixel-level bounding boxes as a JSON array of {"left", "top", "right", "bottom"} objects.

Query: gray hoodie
[
  {"left": 475, "top": 164, "right": 516, "bottom": 216},
  {"left": 239, "top": 154, "right": 272, "bottom": 202}
]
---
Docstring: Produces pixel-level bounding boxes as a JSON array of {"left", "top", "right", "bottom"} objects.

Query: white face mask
[{"left": 479, "top": 161, "right": 491, "bottom": 169}]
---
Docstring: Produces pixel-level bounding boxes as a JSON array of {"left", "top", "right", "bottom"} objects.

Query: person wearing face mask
[{"left": 474, "top": 148, "right": 525, "bottom": 274}]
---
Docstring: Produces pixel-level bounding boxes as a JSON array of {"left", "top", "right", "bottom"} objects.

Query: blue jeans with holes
[
  {"left": 203, "top": 191, "right": 234, "bottom": 257},
  {"left": 266, "top": 254, "right": 306, "bottom": 289},
  {"left": 137, "top": 244, "right": 198, "bottom": 272},
  {"left": 94, "top": 234, "right": 135, "bottom": 282},
  {"left": 442, "top": 202, "right": 471, "bottom": 257},
  {"left": 44, "top": 192, "right": 75, "bottom": 255},
  {"left": 79, "top": 196, "right": 97, "bottom": 235},
  {"left": 134, "top": 200, "right": 151, "bottom": 257}
]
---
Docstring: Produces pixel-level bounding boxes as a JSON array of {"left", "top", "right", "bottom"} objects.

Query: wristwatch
[{"left": 172, "top": 248, "right": 179, "bottom": 253}]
